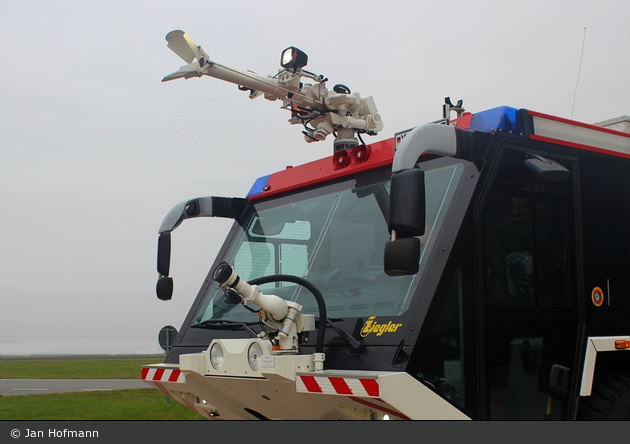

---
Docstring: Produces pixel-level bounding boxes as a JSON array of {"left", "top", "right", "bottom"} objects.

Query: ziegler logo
[{"left": 360, "top": 316, "right": 403, "bottom": 337}]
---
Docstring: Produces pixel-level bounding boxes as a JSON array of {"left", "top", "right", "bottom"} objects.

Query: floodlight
[
  {"left": 247, "top": 342, "right": 263, "bottom": 372},
  {"left": 281, "top": 47, "right": 308, "bottom": 70},
  {"left": 210, "top": 343, "right": 224, "bottom": 370}
]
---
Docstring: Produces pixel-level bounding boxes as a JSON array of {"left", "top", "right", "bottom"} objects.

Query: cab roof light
[
  {"left": 468, "top": 106, "right": 524, "bottom": 136},
  {"left": 247, "top": 174, "right": 272, "bottom": 198}
]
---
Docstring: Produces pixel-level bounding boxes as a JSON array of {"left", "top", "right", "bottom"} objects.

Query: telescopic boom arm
[{"left": 162, "top": 30, "right": 383, "bottom": 151}]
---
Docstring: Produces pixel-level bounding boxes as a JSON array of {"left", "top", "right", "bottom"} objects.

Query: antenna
[{"left": 571, "top": 27, "right": 587, "bottom": 120}]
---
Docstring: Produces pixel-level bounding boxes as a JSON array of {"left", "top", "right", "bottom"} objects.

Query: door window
[{"left": 480, "top": 146, "right": 576, "bottom": 419}]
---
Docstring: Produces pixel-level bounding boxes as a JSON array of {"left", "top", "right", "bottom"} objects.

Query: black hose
[{"left": 247, "top": 275, "right": 326, "bottom": 354}]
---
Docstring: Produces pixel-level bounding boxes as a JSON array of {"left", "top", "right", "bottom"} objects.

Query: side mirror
[
  {"left": 155, "top": 196, "right": 248, "bottom": 301},
  {"left": 388, "top": 168, "right": 425, "bottom": 237},
  {"left": 384, "top": 168, "right": 425, "bottom": 276},
  {"left": 157, "top": 232, "right": 171, "bottom": 277},
  {"left": 384, "top": 237, "right": 420, "bottom": 276},
  {"left": 156, "top": 232, "right": 173, "bottom": 300},
  {"left": 156, "top": 276, "right": 174, "bottom": 301}
]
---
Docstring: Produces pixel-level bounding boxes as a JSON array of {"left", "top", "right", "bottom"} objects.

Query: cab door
[{"left": 477, "top": 143, "right": 579, "bottom": 420}]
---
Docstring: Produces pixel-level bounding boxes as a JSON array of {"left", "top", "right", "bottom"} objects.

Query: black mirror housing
[
  {"left": 156, "top": 276, "right": 174, "bottom": 301},
  {"left": 157, "top": 232, "right": 171, "bottom": 277},
  {"left": 388, "top": 168, "right": 426, "bottom": 237},
  {"left": 384, "top": 238, "right": 421, "bottom": 276}
]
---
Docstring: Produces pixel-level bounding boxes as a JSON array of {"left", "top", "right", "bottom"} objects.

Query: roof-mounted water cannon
[{"left": 162, "top": 30, "right": 383, "bottom": 152}]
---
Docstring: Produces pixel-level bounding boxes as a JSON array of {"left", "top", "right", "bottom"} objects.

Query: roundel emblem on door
[{"left": 591, "top": 287, "right": 604, "bottom": 307}]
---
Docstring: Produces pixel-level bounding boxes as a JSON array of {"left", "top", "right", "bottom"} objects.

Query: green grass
[
  {"left": 0, "top": 357, "right": 205, "bottom": 420},
  {"left": 0, "top": 358, "right": 163, "bottom": 379},
  {"left": 0, "top": 388, "right": 205, "bottom": 420}
]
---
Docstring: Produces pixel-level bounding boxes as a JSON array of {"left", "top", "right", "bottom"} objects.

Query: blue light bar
[
  {"left": 468, "top": 106, "right": 523, "bottom": 136},
  {"left": 246, "top": 174, "right": 272, "bottom": 198}
]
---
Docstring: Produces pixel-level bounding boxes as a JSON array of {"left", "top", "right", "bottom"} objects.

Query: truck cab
[{"left": 143, "top": 31, "right": 630, "bottom": 420}]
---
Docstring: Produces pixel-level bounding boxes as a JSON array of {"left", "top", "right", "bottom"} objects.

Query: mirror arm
[{"left": 155, "top": 196, "right": 248, "bottom": 301}]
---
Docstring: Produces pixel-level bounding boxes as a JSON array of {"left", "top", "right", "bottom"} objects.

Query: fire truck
[{"left": 142, "top": 30, "right": 630, "bottom": 420}]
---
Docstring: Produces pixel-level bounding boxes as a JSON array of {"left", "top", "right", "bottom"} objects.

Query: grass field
[
  {"left": 0, "top": 357, "right": 205, "bottom": 420},
  {"left": 0, "top": 357, "right": 163, "bottom": 379},
  {"left": 0, "top": 388, "right": 205, "bottom": 420}
]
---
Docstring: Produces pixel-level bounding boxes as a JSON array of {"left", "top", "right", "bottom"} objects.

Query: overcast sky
[{"left": 2, "top": 0, "right": 629, "bottom": 356}]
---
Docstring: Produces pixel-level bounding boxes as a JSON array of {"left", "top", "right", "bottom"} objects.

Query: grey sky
[{"left": 2, "top": 0, "right": 629, "bottom": 355}]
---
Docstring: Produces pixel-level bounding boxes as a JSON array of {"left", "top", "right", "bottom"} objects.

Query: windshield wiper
[
  {"left": 191, "top": 319, "right": 258, "bottom": 337},
  {"left": 326, "top": 319, "right": 365, "bottom": 353}
]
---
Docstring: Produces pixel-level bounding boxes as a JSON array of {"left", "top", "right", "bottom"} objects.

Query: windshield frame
[{"left": 173, "top": 157, "right": 480, "bottom": 350}]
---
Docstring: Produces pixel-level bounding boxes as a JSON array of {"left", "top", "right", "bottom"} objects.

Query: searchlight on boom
[{"left": 162, "top": 30, "right": 383, "bottom": 152}]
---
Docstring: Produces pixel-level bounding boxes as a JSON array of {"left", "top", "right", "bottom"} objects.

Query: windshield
[{"left": 193, "top": 159, "right": 465, "bottom": 324}]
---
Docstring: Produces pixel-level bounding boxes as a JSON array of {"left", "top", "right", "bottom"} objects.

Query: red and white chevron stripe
[
  {"left": 141, "top": 367, "right": 185, "bottom": 383},
  {"left": 296, "top": 375, "right": 379, "bottom": 397}
]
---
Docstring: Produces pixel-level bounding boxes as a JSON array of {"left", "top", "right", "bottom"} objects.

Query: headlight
[
  {"left": 247, "top": 342, "right": 263, "bottom": 372},
  {"left": 210, "top": 343, "right": 224, "bottom": 370}
]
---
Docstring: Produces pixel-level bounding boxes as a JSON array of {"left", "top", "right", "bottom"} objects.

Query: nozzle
[
  {"left": 212, "top": 262, "right": 288, "bottom": 321},
  {"left": 213, "top": 261, "right": 237, "bottom": 286}
]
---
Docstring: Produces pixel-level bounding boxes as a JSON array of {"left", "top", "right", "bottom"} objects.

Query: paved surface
[
  {"left": 0, "top": 354, "right": 164, "bottom": 361},
  {"left": 0, "top": 379, "right": 150, "bottom": 396}
]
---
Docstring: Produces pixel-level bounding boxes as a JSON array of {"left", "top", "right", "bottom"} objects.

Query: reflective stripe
[
  {"left": 142, "top": 367, "right": 185, "bottom": 383},
  {"left": 296, "top": 375, "right": 379, "bottom": 397}
]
